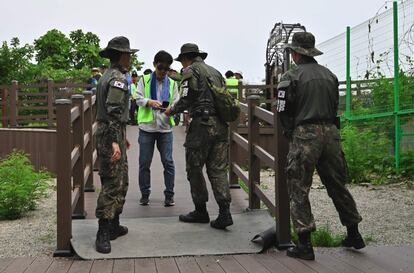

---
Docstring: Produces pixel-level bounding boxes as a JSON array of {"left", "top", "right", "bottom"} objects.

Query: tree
[
  {"left": 0, "top": 38, "right": 35, "bottom": 84},
  {"left": 34, "top": 29, "right": 72, "bottom": 70},
  {"left": 69, "top": 29, "right": 105, "bottom": 69}
]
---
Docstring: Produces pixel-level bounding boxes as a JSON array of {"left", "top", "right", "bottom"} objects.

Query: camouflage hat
[
  {"left": 99, "top": 36, "right": 139, "bottom": 58},
  {"left": 175, "top": 43, "right": 208, "bottom": 61},
  {"left": 284, "top": 32, "right": 323, "bottom": 57}
]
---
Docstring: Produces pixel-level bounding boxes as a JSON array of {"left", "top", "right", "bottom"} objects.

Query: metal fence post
[
  {"left": 54, "top": 99, "right": 73, "bottom": 257},
  {"left": 9, "top": 80, "right": 18, "bottom": 127},
  {"left": 72, "top": 94, "right": 86, "bottom": 219},
  {"left": 274, "top": 102, "right": 292, "bottom": 249},
  {"left": 83, "top": 91, "right": 95, "bottom": 192},
  {"left": 393, "top": 0, "right": 401, "bottom": 175},
  {"left": 248, "top": 95, "right": 261, "bottom": 209}
]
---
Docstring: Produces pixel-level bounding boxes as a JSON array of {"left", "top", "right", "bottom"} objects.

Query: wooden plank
[
  {"left": 315, "top": 252, "right": 363, "bottom": 273},
  {"left": 3, "top": 257, "right": 35, "bottom": 273},
  {"left": 269, "top": 252, "right": 317, "bottom": 273},
  {"left": 71, "top": 187, "right": 80, "bottom": 213},
  {"left": 240, "top": 103, "right": 248, "bottom": 113},
  {"left": 90, "top": 260, "right": 113, "bottom": 273},
  {"left": 329, "top": 248, "right": 405, "bottom": 273},
  {"left": 67, "top": 260, "right": 92, "bottom": 273},
  {"left": 377, "top": 246, "right": 414, "bottom": 266},
  {"left": 0, "top": 258, "right": 14, "bottom": 272},
  {"left": 297, "top": 259, "right": 339, "bottom": 273},
  {"left": 155, "top": 258, "right": 179, "bottom": 273},
  {"left": 232, "top": 132, "right": 248, "bottom": 151},
  {"left": 233, "top": 255, "right": 271, "bottom": 273},
  {"left": 215, "top": 256, "right": 248, "bottom": 273},
  {"left": 175, "top": 257, "right": 202, "bottom": 273},
  {"left": 253, "top": 144, "right": 274, "bottom": 169},
  {"left": 71, "top": 146, "right": 80, "bottom": 169},
  {"left": 195, "top": 256, "right": 225, "bottom": 273},
  {"left": 113, "top": 259, "right": 134, "bottom": 273},
  {"left": 71, "top": 106, "right": 80, "bottom": 123},
  {"left": 134, "top": 258, "right": 156, "bottom": 273},
  {"left": 359, "top": 247, "right": 414, "bottom": 273},
  {"left": 253, "top": 253, "right": 294, "bottom": 273},
  {"left": 253, "top": 183, "right": 276, "bottom": 215},
  {"left": 232, "top": 163, "right": 249, "bottom": 185},
  {"left": 45, "top": 259, "right": 73, "bottom": 273},
  {"left": 254, "top": 106, "right": 274, "bottom": 125},
  {"left": 25, "top": 257, "right": 54, "bottom": 273}
]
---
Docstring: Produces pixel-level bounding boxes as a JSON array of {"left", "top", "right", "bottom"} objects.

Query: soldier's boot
[
  {"left": 179, "top": 203, "right": 210, "bottom": 223},
  {"left": 110, "top": 214, "right": 128, "bottom": 240},
  {"left": 342, "top": 224, "right": 365, "bottom": 249},
  {"left": 95, "top": 219, "right": 111, "bottom": 254},
  {"left": 210, "top": 203, "right": 233, "bottom": 229},
  {"left": 287, "top": 232, "right": 315, "bottom": 260}
]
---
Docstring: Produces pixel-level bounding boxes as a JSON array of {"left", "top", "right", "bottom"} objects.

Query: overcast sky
[{"left": 1, "top": 0, "right": 388, "bottom": 83}]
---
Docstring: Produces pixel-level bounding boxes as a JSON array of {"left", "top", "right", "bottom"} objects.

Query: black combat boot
[
  {"left": 342, "top": 224, "right": 366, "bottom": 249},
  {"left": 95, "top": 219, "right": 111, "bottom": 254},
  {"left": 287, "top": 232, "right": 315, "bottom": 260},
  {"left": 210, "top": 203, "right": 233, "bottom": 229},
  {"left": 179, "top": 203, "right": 210, "bottom": 223},
  {"left": 110, "top": 214, "right": 128, "bottom": 240}
]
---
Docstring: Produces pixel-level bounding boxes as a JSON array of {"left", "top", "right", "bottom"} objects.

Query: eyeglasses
[{"left": 156, "top": 65, "right": 170, "bottom": 72}]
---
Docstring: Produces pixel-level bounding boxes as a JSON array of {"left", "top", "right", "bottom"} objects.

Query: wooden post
[
  {"left": 47, "top": 79, "right": 54, "bottom": 127},
  {"left": 83, "top": 91, "right": 95, "bottom": 192},
  {"left": 54, "top": 99, "right": 73, "bottom": 257},
  {"left": 9, "top": 80, "right": 18, "bottom": 127},
  {"left": 71, "top": 94, "right": 86, "bottom": 219},
  {"left": 229, "top": 118, "right": 240, "bottom": 188},
  {"left": 273, "top": 102, "right": 292, "bottom": 249},
  {"left": 247, "top": 95, "right": 261, "bottom": 209},
  {"left": 1, "top": 89, "right": 8, "bottom": 128}
]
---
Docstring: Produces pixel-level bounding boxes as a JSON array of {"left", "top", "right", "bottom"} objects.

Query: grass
[{"left": 291, "top": 225, "right": 344, "bottom": 247}]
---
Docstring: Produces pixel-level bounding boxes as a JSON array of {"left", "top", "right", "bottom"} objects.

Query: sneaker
[
  {"left": 139, "top": 195, "right": 149, "bottom": 206},
  {"left": 164, "top": 197, "right": 175, "bottom": 207}
]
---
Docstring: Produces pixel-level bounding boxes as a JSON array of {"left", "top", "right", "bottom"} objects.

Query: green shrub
[
  {"left": 341, "top": 123, "right": 392, "bottom": 183},
  {"left": 291, "top": 225, "right": 344, "bottom": 247},
  {"left": 0, "top": 151, "right": 51, "bottom": 220}
]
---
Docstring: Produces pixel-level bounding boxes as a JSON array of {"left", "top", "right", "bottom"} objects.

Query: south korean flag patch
[{"left": 113, "top": 81, "right": 125, "bottom": 89}]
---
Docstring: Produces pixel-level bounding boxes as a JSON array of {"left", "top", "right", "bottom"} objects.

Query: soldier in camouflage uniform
[
  {"left": 95, "top": 36, "right": 138, "bottom": 254},
  {"left": 165, "top": 43, "right": 233, "bottom": 229},
  {"left": 276, "top": 32, "right": 365, "bottom": 260}
]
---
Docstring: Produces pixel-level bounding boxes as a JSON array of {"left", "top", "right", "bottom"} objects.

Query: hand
[
  {"left": 111, "top": 142, "right": 121, "bottom": 162},
  {"left": 147, "top": 99, "right": 162, "bottom": 108},
  {"left": 164, "top": 107, "right": 172, "bottom": 116},
  {"left": 126, "top": 139, "right": 131, "bottom": 150}
]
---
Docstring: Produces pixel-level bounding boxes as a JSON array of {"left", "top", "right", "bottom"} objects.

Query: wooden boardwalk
[
  {"left": 1, "top": 246, "right": 413, "bottom": 273},
  {"left": 84, "top": 125, "right": 249, "bottom": 219}
]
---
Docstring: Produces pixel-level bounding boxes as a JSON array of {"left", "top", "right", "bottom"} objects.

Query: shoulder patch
[
  {"left": 114, "top": 81, "right": 125, "bottom": 89},
  {"left": 277, "top": 80, "right": 291, "bottom": 90},
  {"left": 109, "top": 78, "right": 128, "bottom": 91}
]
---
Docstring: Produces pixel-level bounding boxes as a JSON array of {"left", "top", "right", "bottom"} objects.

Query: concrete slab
[{"left": 72, "top": 210, "right": 274, "bottom": 260}]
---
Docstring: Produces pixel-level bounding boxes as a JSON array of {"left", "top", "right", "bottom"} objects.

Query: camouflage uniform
[
  {"left": 277, "top": 56, "right": 362, "bottom": 234},
  {"left": 95, "top": 65, "right": 130, "bottom": 220},
  {"left": 170, "top": 57, "right": 231, "bottom": 206}
]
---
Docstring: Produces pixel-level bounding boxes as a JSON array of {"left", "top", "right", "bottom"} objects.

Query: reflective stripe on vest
[
  {"left": 225, "top": 78, "right": 239, "bottom": 98},
  {"left": 137, "top": 74, "right": 175, "bottom": 126}
]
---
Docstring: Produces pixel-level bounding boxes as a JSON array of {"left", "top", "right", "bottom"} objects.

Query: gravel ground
[
  {"left": 0, "top": 184, "right": 56, "bottom": 258},
  {"left": 0, "top": 175, "right": 413, "bottom": 258},
  {"left": 260, "top": 170, "right": 414, "bottom": 245}
]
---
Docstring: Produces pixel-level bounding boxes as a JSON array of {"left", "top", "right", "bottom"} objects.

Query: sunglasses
[{"left": 156, "top": 65, "right": 170, "bottom": 72}]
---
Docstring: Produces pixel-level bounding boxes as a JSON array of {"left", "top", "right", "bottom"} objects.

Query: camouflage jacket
[
  {"left": 170, "top": 57, "right": 225, "bottom": 116},
  {"left": 276, "top": 57, "right": 339, "bottom": 138},
  {"left": 96, "top": 65, "right": 129, "bottom": 144}
]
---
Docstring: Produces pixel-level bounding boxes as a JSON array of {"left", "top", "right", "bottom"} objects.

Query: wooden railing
[
  {"left": 54, "top": 92, "right": 97, "bottom": 256},
  {"left": 229, "top": 93, "right": 292, "bottom": 248},
  {"left": 0, "top": 80, "right": 94, "bottom": 128}
]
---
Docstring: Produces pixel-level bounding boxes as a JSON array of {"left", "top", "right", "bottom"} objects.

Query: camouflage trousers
[
  {"left": 287, "top": 124, "right": 362, "bottom": 234},
  {"left": 184, "top": 116, "right": 231, "bottom": 206},
  {"left": 95, "top": 123, "right": 129, "bottom": 220}
]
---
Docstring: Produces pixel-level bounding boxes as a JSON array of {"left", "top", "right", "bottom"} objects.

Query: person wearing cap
[
  {"left": 87, "top": 67, "right": 102, "bottom": 92},
  {"left": 129, "top": 70, "right": 139, "bottom": 125},
  {"left": 224, "top": 70, "right": 239, "bottom": 99},
  {"left": 276, "top": 32, "right": 364, "bottom": 260},
  {"left": 95, "top": 36, "right": 138, "bottom": 254},
  {"left": 234, "top": 71, "right": 243, "bottom": 80},
  {"left": 136, "top": 50, "right": 179, "bottom": 207},
  {"left": 165, "top": 43, "right": 233, "bottom": 230}
]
